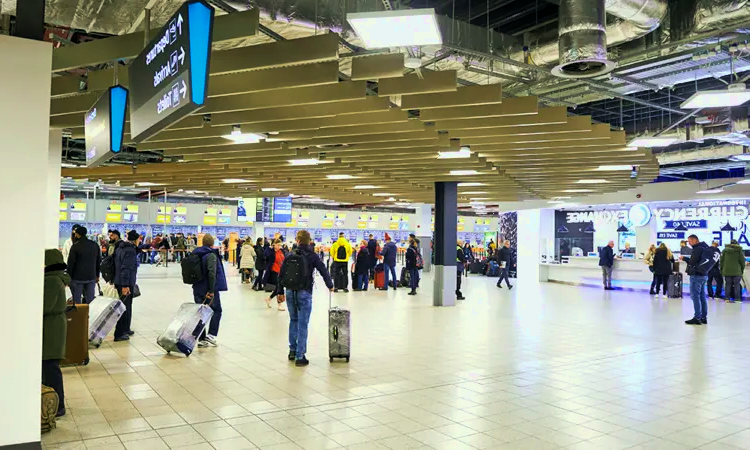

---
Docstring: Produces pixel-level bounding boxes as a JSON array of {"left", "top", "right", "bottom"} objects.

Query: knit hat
[
  {"left": 384, "top": 233, "right": 391, "bottom": 240},
  {"left": 127, "top": 230, "right": 140, "bottom": 241}
]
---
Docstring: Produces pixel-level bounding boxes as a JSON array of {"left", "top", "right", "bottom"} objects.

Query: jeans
[
  {"left": 383, "top": 263, "right": 397, "bottom": 289},
  {"left": 357, "top": 273, "right": 369, "bottom": 290},
  {"left": 409, "top": 268, "right": 418, "bottom": 291},
  {"left": 725, "top": 275, "right": 742, "bottom": 300},
  {"left": 414, "top": 268, "right": 420, "bottom": 287},
  {"left": 689, "top": 275, "right": 709, "bottom": 319},
  {"left": 654, "top": 274, "right": 669, "bottom": 295},
  {"left": 707, "top": 273, "right": 724, "bottom": 297},
  {"left": 194, "top": 292, "right": 222, "bottom": 337},
  {"left": 497, "top": 267, "right": 511, "bottom": 287},
  {"left": 253, "top": 268, "right": 265, "bottom": 289},
  {"left": 70, "top": 280, "right": 96, "bottom": 304},
  {"left": 42, "top": 359, "right": 64, "bottom": 414},
  {"left": 114, "top": 286, "right": 133, "bottom": 338},
  {"left": 286, "top": 289, "right": 313, "bottom": 360},
  {"left": 601, "top": 266, "right": 613, "bottom": 288}
]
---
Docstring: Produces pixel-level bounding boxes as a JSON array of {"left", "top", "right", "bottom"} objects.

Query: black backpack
[
  {"left": 100, "top": 254, "right": 116, "bottom": 282},
  {"left": 280, "top": 249, "right": 309, "bottom": 290},
  {"left": 181, "top": 253, "right": 203, "bottom": 284},
  {"left": 336, "top": 244, "right": 347, "bottom": 260}
]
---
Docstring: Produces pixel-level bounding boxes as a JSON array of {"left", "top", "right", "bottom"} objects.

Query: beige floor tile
[
  {"left": 83, "top": 436, "right": 125, "bottom": 449},
  {"left": 209, "top": 437, "right": 258, "bottom": 450},
  {"left": 292, "top": 436, "right": 342, "bottom": 450},
  {"left": 122, "top": 437, "right": 169, "bottom": 450},
  {"left": 246, "top": 430, "right": 291, "bottom": 448},
  {"left": 42, "top": 442, "right": 86, "bottom": 450},
  {"left": 144, "top": 413, "right": 187, "bottom": 430}
]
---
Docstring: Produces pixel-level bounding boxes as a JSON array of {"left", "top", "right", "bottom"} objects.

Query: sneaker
[
  {"left": 701, "top": 318, "right": 708, "bottom": 324},
  {"left": 656, "top": 293, "right": 661, "bottom": 298},
  {"left": 127, "top": 330, "right": 135, "bottom": 336},
  {"left": 204, "top": 335, "right": 218, "bottom": 347},
  {"left": 496, "top": 284, "right": 502, "bottom": 288},
  {"left": 408, "top": 290, "right": 417, "bottom": 296},
  {"left": 508, "top": 285, "right": 513, "bottom": 290},
  {"left": 197, "top": 340, "right": 209, "bottom": 348},
  {"left": 457, "top": 295, "right": 466, "bottom": 300},
  {"left": 114, "top": 335, "right": 130, "bottom": 342},
  {"left": 343, "top": 289, "right": 349, "bottom": 293},
  {"left": 288, "top": 351, "right": 296, "bottom": 361},
  {"left": 685, "top": 318, "right": 702, "bottom": 325},
  {"left": 295, "top": 358, "right": 309, "bottom": 367},
  {"left": 334, "top": 289, "right": 339, "bottom": 293},
  {"left": 649, "top": 290, "right": 656, "bottom": 295},
  {"left": 278, "top": 302, "right": 286, "bottom": 311},
  {"left": 265, "top": 297, "right": 272, "bottom": 308},
  {"left": 56, "top": 408, "right": 66, "bottom": 418},
  {"left": 353, "top": 288, "right": 362, "bottom": 292}
]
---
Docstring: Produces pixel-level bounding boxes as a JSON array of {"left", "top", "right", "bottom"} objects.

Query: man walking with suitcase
[
  {"left": 682, "top": 234, "right": 720, "bottom": 325},
  {"left": 67, "top": 226, "right": 101, "bottom": 304},
  {"left": 113, "top": 231, "right": 140, "bottom": 341},
  {"left": 379, "top": 234, "right": 398, "bottom": 291},
  {"left": 277, "top": 230, "right": 333, "bottom": 366},
  {"left": 330, "top": 232, "right": 352, "bottom": 292},
  {"left": 191, "top": 234, "right": 228, "bottom": 347}
]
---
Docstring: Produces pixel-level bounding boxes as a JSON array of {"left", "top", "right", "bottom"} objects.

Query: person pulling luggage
[
  {"left": 276, "top": 230, "right": 333, "bottom": 367},
  {"left": 330, "top": 232, "right": 353, "bottom": 292},
  {"left": 379, "top": 234, "right": 398, "bottom": 291},
  {"left": 113, "top": 231, "right": 140, "bottom": 341},
  {"left": 190, "top": 234, "right": 228, "bottom": 347}
]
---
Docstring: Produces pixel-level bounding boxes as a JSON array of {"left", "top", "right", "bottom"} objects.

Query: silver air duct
[{"left": 552, "top": 0, "right": 616, "bottom": 78}]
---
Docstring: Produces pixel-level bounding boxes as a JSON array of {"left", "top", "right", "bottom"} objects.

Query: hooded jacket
[
  {"left": 330, "top": 237, "right": 353, "bottom": 263},
  {"left": 44, "top": 249, "right": 70, "bottom": 360},
  {"left": 239, "top": 242, "right": 256, "bottom": 269},
  {"left": 113, "top": 240, "right": 138, "bottom": 287},
  {"left": 67, "top": 235, "right": 102, "bottom": 281},
  {"left": 721, "top": 243, "right": 745, "bottom": 276},
  {"left": 687, "top": 241, "right": 718, "bottom": 276},
  {"left": 355, "top": 246, "right": 370, "bottom": 275},
  {"left": 192, "top": 246, "right": 228, "bottom": 295},
  {"left": 380, "top": 241, "right": 397, "bottom": 266}
]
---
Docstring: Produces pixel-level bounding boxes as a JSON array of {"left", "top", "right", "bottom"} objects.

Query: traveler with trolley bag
[{"left": 276, "top": 230, "right": 334, "bottom": 366}]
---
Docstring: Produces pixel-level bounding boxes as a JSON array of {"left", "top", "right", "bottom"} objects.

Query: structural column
[
  {"left": 0, "top": 35, "right": 53, "bottom": 448},
  {"left": 433, "top": 182, "right": 457, "bottom": 306},
  {"left": 46, "top": 130, "right": 63, "bottom": 249},
  {"left": 414, "top": 203, "right": 432, "bottom": 272},
  {"left": 517, "top": 208, "right": 555, "bottom": 283}
]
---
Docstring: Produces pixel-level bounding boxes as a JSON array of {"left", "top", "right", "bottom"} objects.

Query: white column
[
  {"left": 46, "top": 129, "right": 63, "bottom": 249},
  {"left": 254, "top": 222, "right": 266, "bottom": 241},
  {"left": 517, "top": 209, "right": 555, "bottom": 283},
  {"left": 0, "top": 35, "right": 52, "bottom": 448},
  {"left": 636, "top": 216, "right": 657, "bottom": 254},
  {"left": 414, "top": 203, "right": 432, "bottom": 272}
]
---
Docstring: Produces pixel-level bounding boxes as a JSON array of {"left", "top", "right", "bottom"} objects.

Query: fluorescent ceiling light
[
  {"left": 470, "top": 197, "right": 489, "bottom": 200},
  {"left": 221, "top": 129, "right": 265, "bottom": 144},
  {"left": 680, "top": 83, "right": 750, "bottom": 108},
  {"left": 450, "top": 170, "right": 479, "bottom": 176},
  {"left": 222, "top": 178, "right": 251, "bottom": 183},
  {"left": 458, "top": 182, "right": 486, "bottom": 187},
  {"left": 595, "top": 165, "right": 634, "bottom": 171},
  {"left": 562, "top": 189, "right": 594, "bottom": 193},
  {"left": 697, "top": 189, "right": 724, "bottom": 194},
  {"left": 736, "top": 179, "right": 750, "bottom": 184},
  {"left": 261, "top": 187, "right": 282, "bottom": 192},
  {"left": 551, "top": 196, "right": 571, "bottom": 199},
  {"left": 327, "top": 174, "right": 357, "bottom": 180},
  {"left": 462, "top": 191, "right": 487, "bottom": 194},
  {"left": 395, "top": 202, "right": 411, "bottom": 206},
  {"left": 730, "top": 154, "right": 750, "bottom": 161},
  {"left": 346, "top": 8, "right": 442, "bottom": 49},
  {"left": 438, "top": 148, "right": 471, "bottom": 159},
  {"left": 135, "top": 182, "right": 163, "bottom": 186},
  {"left": 288, "top": 159, "right": 320, "bottom": 166},
  {"left": 353, "top": 185, "right": 380, "bottom": 189},
  {"left": 548, "top": 200, "right": 565, "bottom": 204},
  {"left": 576, "top": 179, "right": 609, "bottom": 184},
  {"left": 628, "top": 137, "right": 680, "bottom": 147},
  {"left": 61, "top": 163, "right": 79, "bottom": 168},
  {"left": 372, "top": 193, "right": 395, "bottom": 196},
  {"left": 386, "top": 197, "right": 396, "bottom": 201}
]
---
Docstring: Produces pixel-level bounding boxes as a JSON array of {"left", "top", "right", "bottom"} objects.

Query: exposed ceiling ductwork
[{"left": 552, "top": 0, "right": 614, "bottom": 79}]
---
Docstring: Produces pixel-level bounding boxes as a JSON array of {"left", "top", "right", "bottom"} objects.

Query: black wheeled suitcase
[
  {"left": 399, "top": 267, "right": 411, "bottom": 287},
  {"left": 328, "top": 293, "right": 350, "bottom": 363},
  {"left": 668, "top": 273, "right": 683, "bottom": 298},
  {"left": 469, "top": 261, "right": 482, "bottom": 274}
]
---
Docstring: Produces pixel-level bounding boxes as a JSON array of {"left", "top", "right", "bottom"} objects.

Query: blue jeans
[
  {"left": 384, "top": 263, "right": 397, "bottom": 289},
  {"left": 287, "top": 289, "right": 313, "bottom": 360},
  {"left": 690, "top": 275, "right": 709, "bottom": 319},
  {"left": 409, "top": 268, "right": 418, "bottom": 291},
  {"left": 70, "top": 280, "right": 96, "bottom": 304},
  {"left": 193, "top": 292, "right": 222, "bottom": 337},
  {"left": 357, "top": 273, "right": 369, "bottom": 290}
]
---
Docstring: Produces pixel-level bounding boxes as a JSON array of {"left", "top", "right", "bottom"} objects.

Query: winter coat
[
  {"left": 405, "top": 245, "right": 418, "bottom": 270},
  {"left": 652, "top": 249, "right": 674, "bottom": 276},
  {"left": 43, "top": 249, "right": 70, "bottom": 361},
  {"left": 599, "top": 245, "right": 614, "bottom": 267},
  {"left": 457, "top": 245, "right": 466, "bottom": 268},
  {"left": 239, "top": 243, "right": 256, "bottom": 269},
  {"left": 721, "top": 243, "right": 745, "bottom": 276},
  {"left": 497, "top": 246, "right": 512, "bottom": 268},
  {"left": 113, "top": 240, "right": 138, "bottom": 287},
  {"left": 367, "top": 239, "right": 378, "bottom": 265},
  {"left": 192, "top": 246, "right": 228, "bottom": 295},
  {"left": 67, "top": 236, "right": 102, "bottom": 281},
  {"left": 644, "top": 249, "right": 655, "bottom": 267},
  {"left": 355, "top": 247, "right": 370, "bottom": 275},
  {"left": 254, "top": 244, "right": 266, "bottom": 270},
  {"left": 380, "top": 241, "right": 397, "bottom": 267},
  {"left": 330, "top": 237, "right": 353, "bottom": 263},
  {"left": 687, "top": 241, "right": 717, "bottom": 276}
]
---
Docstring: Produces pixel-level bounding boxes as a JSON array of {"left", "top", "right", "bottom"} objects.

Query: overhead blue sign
[
  {"left": 657, "top": 232, "right": 685, "bottom": 239},
  {"left": 664, "top": 220, "right": 708, "bottom": 229},
  {"left": 128, "top": 0, "right": 214, "bottom": 143},
  {"left": 84, "top": 85, "right": 128, "bottom": 167}
]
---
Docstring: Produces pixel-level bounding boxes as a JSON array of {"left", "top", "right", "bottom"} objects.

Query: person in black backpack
[
  {"left": 330, "top": 232, "right": 352, "bottom": 292},
  {"left": 191, "top": 234, "right": 228, "bottom": 347},
  {"left": 113, "top": 231, "right": 140, "bottom": 341},
  {"left": 276, "top": 230, "right": 333, "bottom": 367}
]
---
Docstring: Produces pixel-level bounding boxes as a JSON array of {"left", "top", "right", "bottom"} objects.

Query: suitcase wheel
[
  {"left": 346, "top": 357, "right": 349, "bottom": 363},
  {"left": 330, "top": 357, "right": 334, "bottom": 363},
  {"left": 83, "top": 357, "right": 89, "bottom": 366}
]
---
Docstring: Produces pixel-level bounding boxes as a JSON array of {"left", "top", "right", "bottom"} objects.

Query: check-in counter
[{"left": 540, "top": 256, "right": 688, "bottom": 292}]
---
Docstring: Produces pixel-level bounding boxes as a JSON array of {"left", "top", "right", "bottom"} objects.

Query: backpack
[
  {"left": 181, "top": 252, "right": 203, "bottom": 284},
  {"left": 280, "top": 249, "right": 310, "bottom": 290},
  {"left": 695, "top": 246, "right": 720, "bottom": 275},
  {"left": 100, "top": 254, "right": 116, "bottom": 282},
  {"left": 415, "top": 251, "right": 424, "bottom": 270},
  {"left": 336, "top": 243, "right": 347, "bottom": 260},
  {"left": 41, "top": 385, "right": 59, "bottom": 434}
]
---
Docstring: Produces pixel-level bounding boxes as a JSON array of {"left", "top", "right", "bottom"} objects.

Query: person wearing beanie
[
  {"left": 113, "top": 230, "right": 140, "bottom": 341},
  {"left": 43, "top": 249, "right": 70, "bottom": 417},
  {"left": 379, "top": 233, "right": 398, "bottom": 291},
  {"left": 67, "top": 225, "right": 101, "bottom": 304},
  {"left": 191, "top": 234, "right": 228, "bottom": 347}
]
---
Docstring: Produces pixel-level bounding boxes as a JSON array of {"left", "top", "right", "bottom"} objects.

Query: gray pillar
[
  {"left": 14, "top": 0, "right": 45, "bottom": 40},
  {"left": 433, "top": 182, "right": 457, "bottom": 307}
]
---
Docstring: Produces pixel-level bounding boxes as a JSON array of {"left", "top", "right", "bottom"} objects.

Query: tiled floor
[{"left": 44, "top": 264, "right": 750, "bottom": 450}]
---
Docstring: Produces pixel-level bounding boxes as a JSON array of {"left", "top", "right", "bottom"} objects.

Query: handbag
[{"left": 133, "top": 284, "right": 141, "bottom": 298}]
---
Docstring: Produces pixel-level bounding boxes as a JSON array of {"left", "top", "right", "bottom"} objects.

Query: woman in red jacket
[{"left": 263, "top": 239, "right": 286, "bottom": 311}]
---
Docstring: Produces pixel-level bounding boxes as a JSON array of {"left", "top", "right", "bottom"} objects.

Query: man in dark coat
[
  {"left": 599, "top": 240, "right": 615, "bottom": 290},
  {"left": 495, "top": 240, "right": 513, "bottom": 290},
  {"left": 67, "top": 226, "right": 101, "bottom": 304},
  {"left": 113, "top": 231, "right": 140, "bottom": 341},
  {"left": 367, "top": 234, "right": 378, "bottom": 281},
  {"left": 192, "top": 234, "right": 228, "bottom": 347}
]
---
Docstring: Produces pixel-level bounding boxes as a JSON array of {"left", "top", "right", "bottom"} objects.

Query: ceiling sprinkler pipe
[{"left": 553, "top": 0, "right": 617, "bottom": 78}]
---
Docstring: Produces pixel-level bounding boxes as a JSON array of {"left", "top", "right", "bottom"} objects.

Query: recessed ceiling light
[
  {"left": 450, "top": 170, "right": 479, "bottom": 175},
  {"left": 353, "top": 185, "right": 380, "bottom": 189},
  {"left": 736, "top": 179, "right": 750, "bottom": 184},
  {"left": 221, "top": 130, "right": 265, "bottom": 144},
  {"left": 577, "top": 179, "right": 609, "bottom": 184},
  {"left": 470, "top": 197, "right": 489, "bottom": 200},
  {"left": 261, "top": 187, "right": 282, "bottom": 192},
  {"left": 562, "top": 189, "right": 594, "bottom": 193},
  {"left": 680, "top": 83, "right": 750, "bottom": 108},
  {"left": 462, "top": 191, "right": 488, "bottom": 194},
  {"left": 628, "top": 137, "right": 680, "bottom": 147},
  {"left": 222, "top": 178, "right": 251, "bottom": 183},
  {"left": 346, "top": 8, "right": 442, "bottom": 49},
  {"left": 595, "top": 165, "right": 634, "bottom": 171},
  {"left": 372, "top": 193, "right": 395, "bottom": 196},
  {"left": 288, "top": 158, "right": 320, "bottom": 166},
  {"left": 730, "top": 154, "right": 750, "bottom": 161},
  {"left": 395, "top": 202, "right": 411, "bottom": 206},
  {"left": 458, "top": 182, "right": 486, "bottom": 187},
  {"left": 696, "top": 189, "right": 724, "bottom": 194},
  {"left": 438, "top": 148, "right": 471, "bottom": 159},
  {"left": 135, "top": 182, "right": 163, "bottom": 186},
  {"left": 327, "top": 174, "right": 357, "bottom": 180}
]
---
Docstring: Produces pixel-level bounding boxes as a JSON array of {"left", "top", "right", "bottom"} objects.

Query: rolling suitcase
[
  {"left": 328, "top": 293, "right": 350, "bottom": 363},
  {"left": 470, "top": 261, "right": 482, "bottom": 274},
  {"left": 88, "top": 297, "right": 126, "bottom": 348},
  {"left": 351, "top": 271, "right": 358, "bottom": 289},
  {"left": 62, "top": 304, "right": 89, "bottom": 366},
  {"left": 157, "top": 302, "right": 214, "bottom": 356},
  {"left": 399, "top": 267, "right": 411, "bottom": 287},
  {"left": 668, "top": 273, "right": 683, "bottom": 298}
]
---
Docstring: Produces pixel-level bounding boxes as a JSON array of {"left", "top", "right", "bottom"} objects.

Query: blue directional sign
[
  {"left": 128, "top": 0, "right": 214, "bottom": 143},
  {"left": 84, "top": 85, "right": 128, "bottom": 167}
]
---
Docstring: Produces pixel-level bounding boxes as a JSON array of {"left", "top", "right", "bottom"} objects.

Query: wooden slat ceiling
[{"left": 57, "top": 35, "right": 658, "bottom": 206}]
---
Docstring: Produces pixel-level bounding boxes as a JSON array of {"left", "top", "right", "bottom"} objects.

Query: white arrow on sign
[
  {"left": 180, "top": 80, "right": 187, "bottom": 99},
  {"left": 178, "top": 47, "right": 185, "bottom": 65},
  {"left": 177, "top": 14, "right": 183, "bottom": 35}
]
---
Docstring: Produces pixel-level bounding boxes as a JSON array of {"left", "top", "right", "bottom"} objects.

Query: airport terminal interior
[{"left": 4, "top": 0, "right": 750, "bottom": 448}]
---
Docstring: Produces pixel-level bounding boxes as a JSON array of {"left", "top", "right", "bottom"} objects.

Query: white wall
[
  {"left": 0, "top": 35, "right": 52, "bottom": 447},
  {"left": 518, "top": 209, "right": 555, "bottom": 282},
  {"left": 46, "top": 130, "right": 63, "bottom": 248},
  {"left": 593, "top": 218, "right": 619, "bottom": 251}
]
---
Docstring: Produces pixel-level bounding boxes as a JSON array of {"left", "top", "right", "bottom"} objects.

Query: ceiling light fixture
[
  {"left": 438, "top": 148, "right": 471, "bottom": 159},
  {"left": 577, "top": 179, "right": 609, "bottom": 184},
  {"left": 346, "top": 8, "right": 442, "bottom": 49},
  {"left": 394, "top": 202, "right": 411, "bottom": 206},
  {"left": 221, "top": 126, "right": 265, "bottom": 144},
  {"left": 461, "top": 191, "right": 488, "bottom": 195},
  {"left": 222, "top": 178, "right": 251, "bottom": 183},
  {"left": 450, "top": 170, "right": 479, "bottom": 176},
  {"left": 372, "top": 193, "right": 395, "bottom": 196},
  {"left": 288, "top": 158, "right": 320, "bottom": 166},
  {"left": 353, "top": 185, "right": 380, "bottom": 189},
  {"left": 327, "top": 174, "right": 357, "bottom": 180},
  {"left": 562, "top": 189, "right": 594, "bottom": 193},
  {"left": 551, "top": 196, "right": 572, "bottom": 199},
  {"left": 696, "top": 189, "right": 724, "bottom": 194},
  {"left": 595, "top": 165, "right": 634, "bottom": 171},
  {"left": 628, "top": 137, "right": 680, "bottom": 147},
  {"left": 458, "top": 182, "right": 486, "bottom": 187},
  {"left": 261, "top": 187, "right": 282, "bottom": 192},
  {"left": 681, "top": 83, "right": 750, "bottom": 108},
  {"left": 135, "top": 182, "right": 163, "bottom": 186}
]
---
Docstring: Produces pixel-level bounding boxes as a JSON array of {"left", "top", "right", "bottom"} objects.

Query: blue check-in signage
[
  {"left": 84, "top": 85, "right": 128, "bottom": 167},
  {"left": 128, "top": 0, "right": 214, "bottom": 143},
  {"left": 664, "top": 220, "right": 708, "bottom": 229},
  {"left": 657, "top": 232, "right": 685, "bottom": 239}
]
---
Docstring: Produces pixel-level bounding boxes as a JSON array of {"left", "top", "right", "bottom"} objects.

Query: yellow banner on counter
[
  {"left": 203, "top": 216, "right": 217, "bottom": 225},
  {"left": 105, "top": 213, "right": 122, "bottom": 223}
]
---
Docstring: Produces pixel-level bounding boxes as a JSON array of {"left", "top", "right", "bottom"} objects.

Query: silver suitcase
[
  {"left": 157, "top": 303, "right": 214, "bottom": 356},
  {"left": 88, "top": 297, "right": 125, "bottom": 348},
  {"left": 328, "top": 293, "right": 351, "bottom": 362}
]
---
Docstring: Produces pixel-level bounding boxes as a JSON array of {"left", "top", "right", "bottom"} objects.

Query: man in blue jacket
[
  {"left": 599, "top": 240, "right": 615, "bottom": 290},
  {"left": 113, "top": 230, "right": 140, "bottom": 341},
  {"left": 682, "top": 235, "right": 719, "bottom": 325},
  {"left": 379, "top": 233, "right": 398, "bottom": 290},
  {"left": 192, "top": 234, "right": 228, "bottom": 347},
  {"left": 277, "top": 230, "right": 333, "bottom": 366}
]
